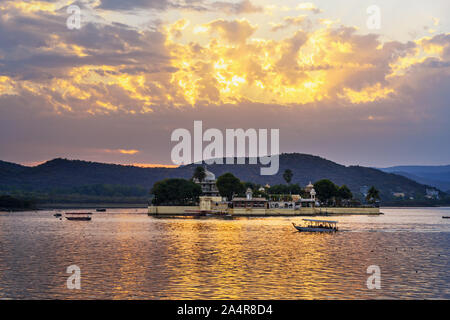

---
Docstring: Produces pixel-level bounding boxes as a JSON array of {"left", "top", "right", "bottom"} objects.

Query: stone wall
[
  {"left": 316, "top": 207, "right": 380, "bottom": 215},
  {"left": 148, "top": 206, "right": 380, "bottom": 216}
]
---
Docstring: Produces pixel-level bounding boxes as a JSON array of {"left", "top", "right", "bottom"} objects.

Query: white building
[
  {"left": 426, "top": 188, "right": 439, "bottom": 200},
  {"left": 193, "top": 167, "right": 220, "bottom": 197}
]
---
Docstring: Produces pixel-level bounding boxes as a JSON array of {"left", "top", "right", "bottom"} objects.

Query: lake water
[{"left": 0, "top": 207, "right": 449, "bottom": 299}]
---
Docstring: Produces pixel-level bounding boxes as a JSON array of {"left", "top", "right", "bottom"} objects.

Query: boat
[
  {"left": 65, "top": 212, "right": 92, "bottom": 221},
  {"left": 443, "top": 216, "right": 450, "bottom": 219},
  {"left": 292, "top": 219, "right": 338, "bottom": 233},
  {"left": 53, "top": 213, "right": 62, "bottom": 217},
  {"left": 96, "top": 208, "right": 106, "bottom": 212}
]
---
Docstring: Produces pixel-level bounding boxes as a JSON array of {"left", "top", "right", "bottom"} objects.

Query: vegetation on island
[
  {"left": 366, "top": 186, "right": 381, "bottom": 204},
  {"left": 151, "top": 178, "right": 201, "bottom": 205},
  {"left": 216, "top": 173, "right": 245, "bottom": 200},
  {"left": 265, "top": 184, "right": 304, "bottom": 196},
  {"left": 312, "top": 179, "right": 356, "bottom": 206},
  {"left": 148, "top": 173, "right": 368, "bottom": 207},
  {"left": 192, "top": 166, "right": 206, "bottom": 182}
]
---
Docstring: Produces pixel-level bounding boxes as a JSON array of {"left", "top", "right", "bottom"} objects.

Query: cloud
[
  {"left": 94, "top": 0, "right": 263, "bottom": 15},
  {"left": 168, "top": 18, "right": 190, "bottom": 39},
  {"left": 205, "top": 19, "right": 257, "bottom": 44},
  {"left": 1, "top": 1, "right": 448, "bottom": 115},
  {"left": 211, "top": 0, "right": 263, "bottom": 15},
  {"left": 0, "top": 1, "right": 449, "bottom": 136},
  {"left": 0, "top": 1, "right": 449, "bottom": 168},
  {"left": 296, "top": 2, "right": 322, "bottom": 14},
  {"left": 270, "top": 15, "right": 311, "bottom": 32},
  {"left": 96, "top": 0, "right": 171, "bottom": 11},
  {"left": 103, "top": 149, "right": 140, "bottom": 155}
]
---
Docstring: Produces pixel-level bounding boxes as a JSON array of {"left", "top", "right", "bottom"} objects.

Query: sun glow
[{"left": 0, "top": 2, "right": 448, "bottom": 115}]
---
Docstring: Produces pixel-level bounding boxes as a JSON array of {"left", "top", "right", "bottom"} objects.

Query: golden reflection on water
[
  {"left": 140, "top": 218, "right": 384, "bottom": 299},
  {"left": 0, "top": 208, "right": 449, "bottom": 299},
  {"left": 110, "top": 218, "right": 148, "bottom": 299}
]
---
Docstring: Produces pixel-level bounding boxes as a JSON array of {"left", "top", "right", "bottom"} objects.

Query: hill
[
  {"left": 0, "top": 154, "right": 442, "bottom": 204},
  {"left": 380, "top": 165, "right": 450, "bottom": 192}
]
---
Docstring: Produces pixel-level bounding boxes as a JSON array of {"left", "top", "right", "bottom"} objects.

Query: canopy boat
[
  {"left": 443, "top": 216, "right": 450, "bottom": 219},
  {"left": 65, "top": 212, "right": 92, "bottom": 221},
  {"left": 53, "top": 212, "right": 62, "bottom": 217},
  {"left": 96, "top": 208, "right": 106, "bottom": 212},
  {"left": 292, "top": 219, "right": 338, "bottom": 233}
]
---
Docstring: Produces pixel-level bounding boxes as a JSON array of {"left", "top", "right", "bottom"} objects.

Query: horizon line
[{"left": 4, "top": 154, "right": 450, "bottom": 169}]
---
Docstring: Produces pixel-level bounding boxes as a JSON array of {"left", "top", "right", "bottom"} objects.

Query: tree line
[{"left": 151, "top": 167, "right": 381, "bottom": 206}]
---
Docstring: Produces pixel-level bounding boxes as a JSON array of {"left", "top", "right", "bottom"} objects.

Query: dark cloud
[
  {"left": 96, "top": 0, "right": 170, "bottom": 11},
  {"left": 0, "top": 7, "right": 171, "bottom": 81},
  {"left": 95, "top": 0, "right": 262, "bottom": 15}
]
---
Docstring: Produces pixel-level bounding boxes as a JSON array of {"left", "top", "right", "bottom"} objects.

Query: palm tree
[
  {"left": 366, "top": 186, "right": 380, "bottom": 204},
  {"left": 192, "top": 166, "right": 206, "bottom": 182},
  {"left": 283, "top": 169, "right": 293, "bottom": 184}
]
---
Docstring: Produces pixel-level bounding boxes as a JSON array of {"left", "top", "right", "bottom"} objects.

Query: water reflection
[{"left": 0, "top": 208, "right": 449, "bottom": 299}]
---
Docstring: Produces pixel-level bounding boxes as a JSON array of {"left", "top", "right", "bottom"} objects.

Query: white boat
[{"left": 292, "top": 219, "right": 338, "bottom": 233}]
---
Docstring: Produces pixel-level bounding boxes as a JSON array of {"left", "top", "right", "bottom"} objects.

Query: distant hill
[
  {"left": 0, "top": 160, "right": 26, "bottom": 174},
  {"left": 0, "top": 158, "right": 173, "bottom": 191},
  {"left": 0, "top": 154, "right": 439, "bottom": 202},
  {"left": 380, "top": 165, "right": 450, "bottom": 193}
]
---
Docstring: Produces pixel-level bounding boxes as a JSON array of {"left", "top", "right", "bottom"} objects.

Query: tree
[
  {"left": 335, "top": 185, "right": 353, "bottom": 206},
  {"left": 242, "top": 181, "right": 257, "bottom": 190},
  {"left": 267, "top": 183, "right": 302, "bottom": 195},
  {"left": 313, "top": 179, "right": 338, "bottom": 204},
  {"left": 366, "top": 186, "right": 380, "bottom": 204},
  {"left": 151, "top": 178, "right": 202, "bottom": 205},
  {"left": 216, "top": 173, "right": 245, "bottom": 201},
  {"left": 192, "top": 166, "right": 206, "bottom": 182},
  {"left": 283, "top": 169, "right": 293, "bottom": 184},
  {"left": 338, "top": 185, "right": 353, "bottom": 200}
]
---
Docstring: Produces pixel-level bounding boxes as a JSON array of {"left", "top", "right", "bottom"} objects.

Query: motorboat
[{"left": 292, "top": 219, "right": 338, "bottom": 232}]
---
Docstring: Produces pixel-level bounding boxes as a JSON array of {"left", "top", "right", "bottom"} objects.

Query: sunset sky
[{"left": 0, "top": 0, "right": 449, "bottom": 167}]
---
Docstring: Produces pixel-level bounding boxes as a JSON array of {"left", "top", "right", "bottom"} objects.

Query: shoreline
[
  {"left": 36, "top": 203, "right": 148, "bottom": 210},
  {"left": 2, "top": 205, "right": 448, "bottom": 214},
  {"left": 148, "top": 205, "right": 381, "bottom": 217}
]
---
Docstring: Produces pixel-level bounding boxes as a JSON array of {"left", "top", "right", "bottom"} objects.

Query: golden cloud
[
  {"left": 103, "top": 149, "right": 140, "bottom": 155},
  {"left": 0, "top": 3, "right": 448, "bottom": 115}
]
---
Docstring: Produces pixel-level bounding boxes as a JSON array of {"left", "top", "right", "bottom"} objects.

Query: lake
[{"left": 0, "top": 207, "right": 449, "bottom": 299}]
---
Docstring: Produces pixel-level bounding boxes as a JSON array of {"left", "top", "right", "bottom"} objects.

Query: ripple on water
[{"left": 0, "top": 208, "right": 449, "bottom": 299}]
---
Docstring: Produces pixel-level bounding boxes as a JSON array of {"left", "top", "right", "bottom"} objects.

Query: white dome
[{"left": 204, "top": 169, "right": 216, "bottom": 181}]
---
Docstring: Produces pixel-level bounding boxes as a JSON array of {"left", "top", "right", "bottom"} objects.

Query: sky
[{"left": 0, "top": 0, "right": 449, "bottom": 167}]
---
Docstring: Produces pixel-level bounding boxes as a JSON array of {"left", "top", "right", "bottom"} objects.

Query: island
[{"left": 148, "top": 167, "right": 380, "bottom": 217}]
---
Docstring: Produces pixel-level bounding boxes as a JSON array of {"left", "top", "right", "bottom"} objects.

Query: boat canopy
[{"left": 302, "top": 219, "right": 338, "bottom": 224}]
